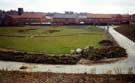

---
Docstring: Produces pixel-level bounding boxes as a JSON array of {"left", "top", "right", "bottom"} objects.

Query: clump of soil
[
  {"left": 47, "top": 30, "right": 61, "bottom": 33},
  {"left": 99, "top": 40, "right": 114, "bottom": 46},
  {"left": 0, "top": 71, "right": 135, "bottom": 83},
  {"left": 20, "top": 66, "right": 28, "bottom": 70},
  {"left": 18, "top": 28, "right": 36, "bottom": 33}
]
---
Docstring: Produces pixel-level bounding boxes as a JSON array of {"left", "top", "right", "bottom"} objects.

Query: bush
[
  {"left": 103, "top": 46, "right": 127, "bottom": 58},
  {"left": 0, "top": 51, "right": 80, "bottom": 64},
  {"left": 79, "top": 46, "right": 127, "bottom": 61}
]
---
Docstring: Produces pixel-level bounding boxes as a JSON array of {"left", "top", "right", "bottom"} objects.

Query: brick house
[
  {"left": 6, "top": 12, "right": 46, "bottom": 25},
  {"left": 86, "top": 14, "right": 122, "bottom": 25},
  {"left": 78, "top": 13, "right": 87, "bottom": 24},
  {"left": 111, "top": 14, "right": 123, "bottom": 25},
  {"left": 130, "top": 14, "right": 135, "bottom": 24},
  {"left": 121, "top": 14, "right": 130, "bottom": 24}
]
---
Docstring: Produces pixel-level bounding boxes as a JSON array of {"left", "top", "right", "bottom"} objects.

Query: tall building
[{"left": 18, "top": 8, "right": 24, "bottom": 15}]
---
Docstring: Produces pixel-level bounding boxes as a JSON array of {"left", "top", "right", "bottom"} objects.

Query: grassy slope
[{"left": 0, "top": 26, "right": 107, "bottom": 54}]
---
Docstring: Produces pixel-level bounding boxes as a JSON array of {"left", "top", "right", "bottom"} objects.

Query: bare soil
[
  {"left": 115, "top": 25, "right": 135, "bottom": 42},
  {"left": 0, "top": 71, "right": 135, "bottom": 83}
]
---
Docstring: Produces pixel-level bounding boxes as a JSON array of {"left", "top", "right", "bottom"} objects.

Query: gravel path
[{"left": 0, "top": 26, "right": 135, "bottom": 74}]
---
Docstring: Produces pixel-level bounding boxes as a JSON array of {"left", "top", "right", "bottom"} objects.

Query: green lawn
[{"left": 0, "top": 26, "right": 107, "bottom": 54}]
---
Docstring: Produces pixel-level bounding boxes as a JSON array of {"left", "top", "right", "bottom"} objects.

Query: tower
[{"left": 18, "top": 8, "right": 24, "bottom": 15}]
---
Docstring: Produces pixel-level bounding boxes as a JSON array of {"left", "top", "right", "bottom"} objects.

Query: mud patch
[
  {"left": 0, "top": 70, "right": 135, "bottom": 83},
  {"left": 18, "top": 28, "right": 37, "bottom": 33},
  {"left": 99, "top": 40, "right": 114, "bottom": 46},
  {"left": 20, "top": 66, "right": 28, "bottom": 70},
  {"left": 47, "top": 30, "right": 61, "bottom": 33}
]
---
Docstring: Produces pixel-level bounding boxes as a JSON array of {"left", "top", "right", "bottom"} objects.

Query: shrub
[
  {"left": 79, "top": 46, "right": 127, "bottom": 61},
  {"left": 0, "top": 51, "right": 80, "bottom": 64}
]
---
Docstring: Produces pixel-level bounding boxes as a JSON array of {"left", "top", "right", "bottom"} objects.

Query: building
[
  {"left": 18, "top": 8, "right": 24, "bottom": 15},
  {"left": 1, "top": 8, "right": 135, "bottom": 25},
  {"left": 6, "top": 12, "right": 46, "bottom": 25},
  {"left": 52, "top": 12, "right": 79, "bottom": 25},
  {"left": 78, "top": 13, "right": 87, "bottom": 24},
  {"left": 121, "top": 14, "right": 130, "bottom": 24},
  {"left": 0, "top": 10, "right": 5, "bottom": 25},
  {"left": 0, "top": 8, "right": 20, "bottom": 25},
  {"left": 111, "top": 14, "right": 122, "bottom": 25},
  {"left": 130, "top": 14, "right": 135, "bottom": 24},
  {"left": 86, "top": 14, "right": 121, "bottom": 25}
]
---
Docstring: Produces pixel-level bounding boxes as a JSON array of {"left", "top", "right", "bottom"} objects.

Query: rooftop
[
  {"left": 8, "top": 12, "right": 45, "bottom": 19},
  {"left": 87, "top": 13, "right": 120, "bottom": 19},
  {"left": 53, "top": 13, "right": 78, "bottom": 19}
]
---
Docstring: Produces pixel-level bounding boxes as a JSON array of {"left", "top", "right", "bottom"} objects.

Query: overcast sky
[{"left": 0, "top": 0, "right": 135, "bottom": 14}]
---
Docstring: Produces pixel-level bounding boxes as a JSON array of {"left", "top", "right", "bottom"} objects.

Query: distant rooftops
[
  {"left": 53, "top": 13, "right": 123, "bottom": 19},
  {"left": 8, "top": 12, "right": 45, "bottom": 19},
  {"left": 87, "top": 13, "right": 121, "bottom": 19},
  {"left": 53, "top": 13, "right": 78, "bottom": 19}
]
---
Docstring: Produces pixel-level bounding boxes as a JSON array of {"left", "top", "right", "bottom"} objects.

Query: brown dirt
[
  {"left": 18, "top": 28, "right": 37, "bottom": 33},
  {"left": 115, "top": 24, "right": 135, "bottom": 42},
  {"left": 78, "top": 57, "right": 126, "bottom": 65},
  {"left": 0, "top": 71, "right": 135, "bottom": 83},
  {"left": 99, "top": 40, "right": 114, "bottom": 46},
  {"left": 47, "top": 30, "right": 61, "bottom": 33}
]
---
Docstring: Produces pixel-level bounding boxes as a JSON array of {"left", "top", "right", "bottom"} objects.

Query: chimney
[{"left": 18, "top": 8, "right": 24, "bottom": 15}]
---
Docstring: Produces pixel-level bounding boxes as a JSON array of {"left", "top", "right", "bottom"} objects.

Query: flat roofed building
[{"left": 53, "top": 13, "right": 79, "bottom": 25}]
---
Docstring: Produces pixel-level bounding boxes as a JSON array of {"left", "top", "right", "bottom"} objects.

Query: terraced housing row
[{"left": 0, "top": 8, "right": 135, "bottom": 25}]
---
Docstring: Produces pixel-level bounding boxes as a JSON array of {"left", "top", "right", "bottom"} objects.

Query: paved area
[{"left": 0, "top": 26, "right": 135, "bottom": 74}]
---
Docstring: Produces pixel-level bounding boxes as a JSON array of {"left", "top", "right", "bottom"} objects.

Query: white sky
[{"left": 0, "top": 0, "right": 135, "bottom": 14}]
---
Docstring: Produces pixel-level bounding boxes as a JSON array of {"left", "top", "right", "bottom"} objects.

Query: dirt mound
[
  {"left": 1, "top": 71, "right": 135, "bottom": 83},
  {"left": 18, "top": 28, "right": 36, "bottom": 33},
  {"left": 47, "top": 30, "right": 61, "bottom": 33},
  {"left": 99, "top": 40, "right": 114, "bottom": 46}
]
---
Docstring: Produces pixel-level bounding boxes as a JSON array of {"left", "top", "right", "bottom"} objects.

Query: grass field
[{"left": 0, "top": 26, "right": 107, "bottom": 54}]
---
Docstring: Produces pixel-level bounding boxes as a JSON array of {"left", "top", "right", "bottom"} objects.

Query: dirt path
[{"left": 0, "top": 26, "right": 135, "bottom": 74}]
